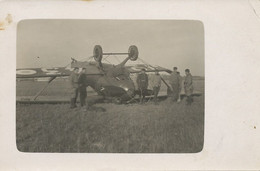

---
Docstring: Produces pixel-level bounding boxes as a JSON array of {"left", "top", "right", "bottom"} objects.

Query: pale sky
[{"left": 17, "top": 20, "right": 204, "bottom": 76}]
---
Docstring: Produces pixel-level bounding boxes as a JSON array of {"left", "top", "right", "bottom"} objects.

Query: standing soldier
[
  {"left": 78, "top": 68, "right": 88, "bottom": 111},
  {"left": 136, "top": 68, "right": 148, "bottom": 103},
  {"left": 69, "top": 67, "right": 79, "bottom": 109},
  {"left": 169, "top": 67, "right": 180, "bottom": 102},
  {"left": 151, "top": 71, "right": 161, "bottom": 104},
  {"left": 184, "top": 69, "right": 194, "bottom": 105},
  {"left": 177, "top": 71, "right": 182, "bottom": 103}
]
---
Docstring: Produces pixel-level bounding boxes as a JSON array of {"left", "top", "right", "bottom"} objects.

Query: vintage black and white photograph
[{"left": 16, "top": 20, "right": 204, "bottom": 153}]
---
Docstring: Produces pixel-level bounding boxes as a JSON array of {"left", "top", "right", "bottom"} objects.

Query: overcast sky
[{"left": 17, "top": 20, "right": 204, "bottom": 76}]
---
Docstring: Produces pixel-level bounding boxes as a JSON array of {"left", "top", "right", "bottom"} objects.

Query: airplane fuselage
[{"left": 72, "top": 61, "right": 136, "bottom": 101}]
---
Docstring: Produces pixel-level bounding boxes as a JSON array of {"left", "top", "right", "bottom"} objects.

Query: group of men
[{"left": 136, "top": 67, "right": 194, "bottom": 105}]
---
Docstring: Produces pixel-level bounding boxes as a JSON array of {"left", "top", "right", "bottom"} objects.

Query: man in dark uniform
[
  {"left": 177, "top": 71, "right": 182, "bottom": 103},
  {"left": 78, "top": 68, "right": 88, "bottom": 111},
  {"left": 136, "top": 68, "right": 148, "bottom": 103},
  {"left": 169, "top": 67, "right": 180, "bottom": 102},
  {"left": 184, "top": 69, "right": 194, "bottom": 105},
  {"left": 151, "top": 71, "right": 161, "bottom": 104},
  {"left": 69, "top": 67, "right": 79, "bottom": 109}
]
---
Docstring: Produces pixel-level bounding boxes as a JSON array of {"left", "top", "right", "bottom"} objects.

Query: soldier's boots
[
  {"left": 82, "top": 105, "right": 88, "bottom": 112},
  {"left": 153, "top": 97, "right": 158, "bottom": 105},
  {"left": 186, "top": 96, "right": 193, "bottom": 105},
  {"left": 70, "top": 98, "right": 77, "bottom": 109},
  {"left": 139, "top": 97, "right": 143, "bottom": 104}
]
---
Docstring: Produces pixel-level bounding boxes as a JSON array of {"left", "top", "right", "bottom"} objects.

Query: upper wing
[
  {"left": 126, "top": 64, "right": 172, "bottom": 74},
  {"left": 16, "top": 67, "right": 72, "bottom": 78}
]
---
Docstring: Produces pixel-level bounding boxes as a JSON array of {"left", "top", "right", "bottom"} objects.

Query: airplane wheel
[
  {"left": 93, "top": 45, "right": 103, "bottom": 62},
  {"left": 128, "top": 45, "right": 138, "bottom": 61}
]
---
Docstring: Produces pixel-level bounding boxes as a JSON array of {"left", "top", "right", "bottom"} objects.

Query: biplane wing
[
  {"left": 16, "top": 67, "right": 72, "bottom": 78},
  {"left": 16, "top": 64, "right": 104, "bottom": 79},
  {"left": 126, "top": 64, "right": 172, "bottom": 74}
]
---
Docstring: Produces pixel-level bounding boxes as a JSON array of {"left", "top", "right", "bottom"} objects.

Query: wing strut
[{"left": 33, "top": 76, "right": 57, "bottom": 101}]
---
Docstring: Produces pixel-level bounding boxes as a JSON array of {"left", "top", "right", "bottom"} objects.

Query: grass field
[{"left": 16, "top": 77, "right": 204, "bottom": 153}]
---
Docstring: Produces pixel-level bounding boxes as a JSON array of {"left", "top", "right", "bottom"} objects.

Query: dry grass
[{"left": 16, "top": 78, "right": 204, "bottom": 153}]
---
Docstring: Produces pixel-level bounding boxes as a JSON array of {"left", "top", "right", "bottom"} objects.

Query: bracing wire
[
  {"left": 113, "top": 55, "right": 121, "bottom": 63},
  {"left": 103, "top": 55, "right": 112, "bottom": 64}
]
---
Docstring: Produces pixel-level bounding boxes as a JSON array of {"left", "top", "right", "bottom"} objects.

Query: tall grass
[
  {"left": 16, "top": 96, "right": 204, "bottom": 153},
  {"left": 16, "top": 78, "right": 204, "bottom": 153}
]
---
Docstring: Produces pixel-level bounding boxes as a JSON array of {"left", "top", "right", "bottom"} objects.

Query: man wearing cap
[
  {"left": 136, "top": 68, "right": 148, "bottom": 103},
  {"left": 169, "top": 67, "right": 180, "bottom": 102},
  {"left": 151, "top": 71, "right": 161, "bottom": 104},
  {"left": 78, "top": 68, "right": 89, "bottom": 111},
  {"left": 184, "top": 69, "right": 194, "bottom": 105},
  {"left": 69, "top": 67, "right": 79, "bottom": 109}
]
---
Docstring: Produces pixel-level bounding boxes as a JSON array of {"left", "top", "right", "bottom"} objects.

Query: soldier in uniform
[
  {"left": 78, "top": 68, "right": 88, "bottom": 111},
  {"left": 184, "top": 69, "right": 194, "bottom": 105},
  {"left": 136, "top": 68, "right": 148, "bottom": 103},
  {"left": 169, "top": 67, "right": 180, "bottom": 102},
  {"left": 151, "top": 71, "right": 161, "bottom": 104},
  {"left": 177, "top": 71, "right": 182, "bottom": 103},
  {"left": 69, "top": 67, "right": 79, "bottom": 109}
]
